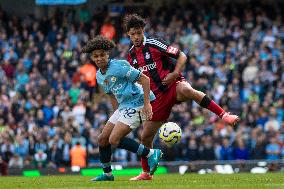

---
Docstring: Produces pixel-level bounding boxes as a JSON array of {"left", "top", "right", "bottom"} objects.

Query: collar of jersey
[
  {"left": 99, "top": 59, "right": 112, "bottom": 75},
  {"left": 143, "top": 36, "right": 146, "bottom": 46}
]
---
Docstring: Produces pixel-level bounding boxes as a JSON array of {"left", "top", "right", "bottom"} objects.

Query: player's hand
[
  {"left": 162, "top": 72, "right": 179, "bottom": 85},
  {"left": 142, "top": 103, "right": 153, "bottom": 120}
]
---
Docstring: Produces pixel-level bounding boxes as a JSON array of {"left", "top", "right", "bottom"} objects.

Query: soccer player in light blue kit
[{"left": 81, "top": 36, "right": 163, "bottom": 182}]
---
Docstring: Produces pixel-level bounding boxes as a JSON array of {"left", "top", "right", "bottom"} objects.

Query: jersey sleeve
[
  {"left": 147, "top": 38, "right": 181, "bottom": 59},
  {"left": 115, "top": 60, "right": 141, "bottom": 83}
]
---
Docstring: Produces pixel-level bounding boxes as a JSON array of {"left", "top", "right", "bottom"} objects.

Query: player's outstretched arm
[
  {"left": 162, "top": 51, "right": 187, "bottom": 85},
  {"left": 137, "top": 73, "right": 153, "bottom": 120},
  {"left": 174, "top": 51, "right": 187, "bottom": 75}
]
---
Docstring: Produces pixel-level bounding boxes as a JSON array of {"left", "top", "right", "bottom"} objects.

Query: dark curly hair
[
  {"left": 124, "top": 14, "right": 146, "bottom": 31},
  {"left": 81, "top": 36, "right": 115, "bottom": 53}
]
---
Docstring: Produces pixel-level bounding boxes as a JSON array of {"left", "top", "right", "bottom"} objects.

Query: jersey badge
[
  {"left": 145, "top": 52, "right": 150, "bottom": 59},
  {"left": 111, "top": 76, "right": 117, "bottom": 82}
]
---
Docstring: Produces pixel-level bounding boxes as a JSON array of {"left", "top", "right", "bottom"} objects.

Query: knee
[
  {"left": 182, "top": 86, "right": 195, "bottom": 96},
  {"left": 98, "top": 134, "right": 109, "bottom": 147},
  {"left": 180, "top": 85, "right": 205, "bottom": 101},
  {"left": 108, "top": 135, "right": 120, "bottom": 146}
]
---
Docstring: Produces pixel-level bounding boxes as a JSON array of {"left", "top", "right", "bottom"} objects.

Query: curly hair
[
  {"left": 124, "top": 14, "right": 146, "bottom": 31},
  {"left": 81, "top": 36, "right": 115, "bottom": 53}
]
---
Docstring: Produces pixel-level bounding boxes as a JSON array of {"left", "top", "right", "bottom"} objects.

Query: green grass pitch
[{"left": 0, "top": 173, "right": 284, "bottom": 189}]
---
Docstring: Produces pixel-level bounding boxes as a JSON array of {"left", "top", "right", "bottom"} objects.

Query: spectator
[
  {"left": 1, "top": 140, "right": 14, "bottom": 163},
  {"left": 250, "top": 133, "right": 266, "bottom": 160},
  {"left": 14, "top": 135, "right": 29, "bottom": 158},
  {"left": 87, "top": 129, "right": 100, "bottom": 164},
  {"left": 61, "top": 132, "right": 72, "bottom": 167},
  {"left": 8, "top": 154, "right": 23, "bottom": 169},
  {"left": 199, "top": 135, "right": 215, "bottom": 160},
  {"left": 264, "top": 108, "right": 281, "bottom": 132},
  {"left": 100, "top": 18, "right": 116, "bottom": 40},
  {"left": 47, "top": 143, "right": 62, "bottom": 168},
  {"left": 70, "top": 142, "right": 86, "bottom": 168},
  {"left": 0, "top": 156, "right": 8, "bottom": 175},
  {"left": 266, "top": 138, "right": 281, "bottom": 160},
  {"left": 79, "top": 5, "right": 91, "bottom": 24},
  {"left": 234, "top": 140, "right": 249, "bottom": 160},
  {"left": 220, "top": 138, "right": 234, "bottom": 160},
  {"left": 34, "top": 150, "right": 47, "bottom": 168},
  {"left": 72, "top": 99, "right": 86, "bottom": 126},
  {"left": 186, "top": 138, "right": 199, "bottom": 161},
  {"left": 42, "top": 100, "right": 54, "bottom": 126},
  {"left": 69, "top": 82, "right": 81, "bottom": 105}
]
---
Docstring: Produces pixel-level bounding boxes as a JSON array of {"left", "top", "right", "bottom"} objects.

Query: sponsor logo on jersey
[
  {"left": 167, "top": 46, "right": 178, "bottom": 55},
  {"left": 138, "top": 62, "right": 157, "bottom": 72}
]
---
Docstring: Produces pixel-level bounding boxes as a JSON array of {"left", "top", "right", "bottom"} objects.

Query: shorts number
[{"left": 123, "top": 108, "right": 136, "bottom": 118}]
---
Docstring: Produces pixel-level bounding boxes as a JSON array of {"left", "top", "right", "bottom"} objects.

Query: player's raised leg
[{"left": 176, "top": 81, "right": 240, "bottom": 126}]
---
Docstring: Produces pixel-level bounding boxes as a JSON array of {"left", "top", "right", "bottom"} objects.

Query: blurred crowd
[{"left": 0, "top": 0, "right": 283, "bottom": 173}]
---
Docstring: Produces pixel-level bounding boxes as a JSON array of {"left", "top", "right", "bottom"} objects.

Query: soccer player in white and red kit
[{"left": 125, "top": 14, "right": 240, "bottom": 180}]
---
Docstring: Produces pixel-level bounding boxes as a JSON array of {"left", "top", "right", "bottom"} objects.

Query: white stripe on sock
[{"left": 146, "top": 149, "right": 154, "bottom": 158}]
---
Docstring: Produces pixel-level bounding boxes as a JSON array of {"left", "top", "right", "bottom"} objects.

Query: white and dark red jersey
[{"left": 127, "top": 36, "right": 182, "bottom": 97}]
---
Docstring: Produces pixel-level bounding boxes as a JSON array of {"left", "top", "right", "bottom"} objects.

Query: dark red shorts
[{"left": 151, "top": 79, "right": 184, "bottom": 122}]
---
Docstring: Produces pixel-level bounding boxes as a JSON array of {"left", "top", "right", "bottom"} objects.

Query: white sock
[
  {"left": 105, "top": 172, "right": 112, "bottom": 176},
  {"left": 146, "top": 149, "right": 154, "bottom": 158}
]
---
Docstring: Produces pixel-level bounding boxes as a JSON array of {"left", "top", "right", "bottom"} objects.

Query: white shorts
[{"left": 108, "top": 106, "right": 145, "bottom": 129}]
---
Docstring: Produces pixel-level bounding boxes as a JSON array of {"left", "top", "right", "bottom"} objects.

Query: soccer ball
[{"left": 159, "top": 122, "right": 182, "bottom": 145}]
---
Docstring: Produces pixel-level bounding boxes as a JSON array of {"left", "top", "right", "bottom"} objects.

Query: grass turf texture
[{"left": 0, "top": 173, "right": 283, "bottom": 189}]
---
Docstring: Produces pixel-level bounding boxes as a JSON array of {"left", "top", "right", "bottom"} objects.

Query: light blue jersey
[{"left": 96, "top": 59, "right": 155, "bottom": 109}]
